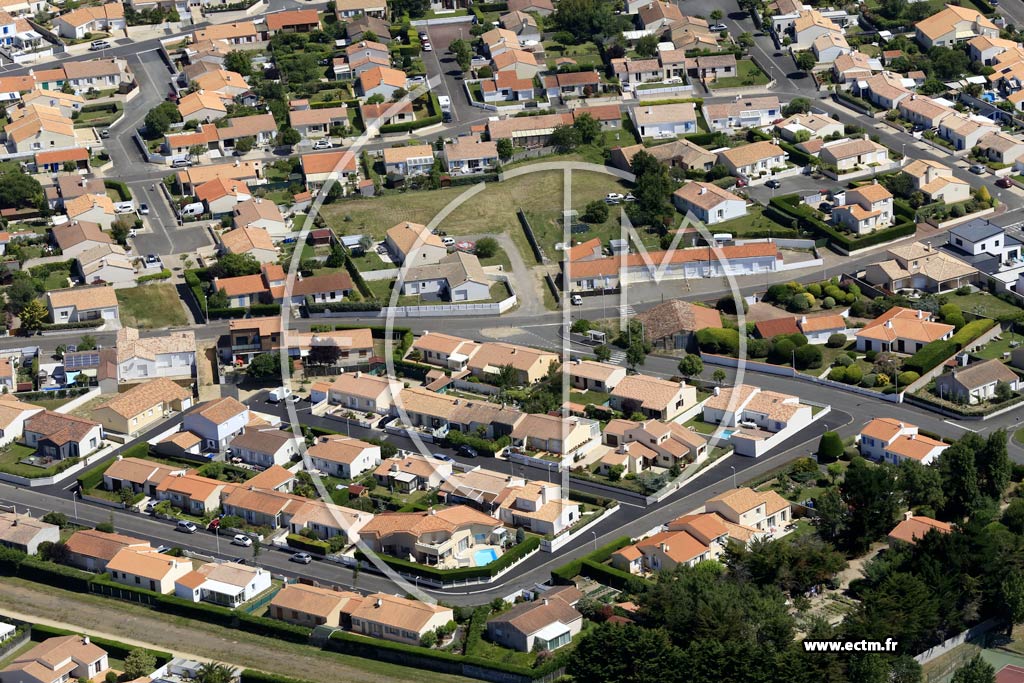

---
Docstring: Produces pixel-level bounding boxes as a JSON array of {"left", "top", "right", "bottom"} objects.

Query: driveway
[{"left": 421, "top": 21, "right": 479, "bottom": 125}]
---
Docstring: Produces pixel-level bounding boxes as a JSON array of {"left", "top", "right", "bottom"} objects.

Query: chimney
[
  {"left": 863, "top": 133, "right": 869, "bottom": 140},
  {"left": 542, "top": 599, "right": 549, "bottom": 605},
  {"left": 429, "top": 508, "right": 436, "bottom": 515},
  {"left": 800, "top": 315, "right": 807, "bottom": 325},
  {"left": 885, "top": 320, "right": 893, "bottom": 329},
  {"left": 82, "top": 636, "right": 89, "bottom": 645},
  {"left": 925, "top": 242, "right": 932, "bottom": 252},
  {"left": 917, "top": 309, "right": 923, "bottom": 319},
  {"left": 375, "top": 598, "right": 382, "bottom": 608},
  {"left": 659, "top": 542, "right": 668, "bottom": 551}
]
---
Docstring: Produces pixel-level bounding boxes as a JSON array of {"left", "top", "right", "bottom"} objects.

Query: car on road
[
  {"left": 407, "top": 76, "right": 426, "bottom": 86},
  {"left": 774, "top": 51, "right": 783, "bottom": 57},
  {"left": 145, "top": 254, "right": 160, "bottom": 265},
  {"left": 89, "top": 40, "right": 111, "bottom": 51},
  {"left": 312, "top": 139, "right": 333, "bottom": 150},
  {"left": 765, "top": 180, "right": 782, "bottom": 189},
  {"left": 176, "top": 521, "right": 197, "bottom": 534},
  {"left": 710, "top": 23, "right": 728, "bottom": 31},
  {"left": 114, "top": 201, "right": 135, "bottom": 215},
  {"left": 432, "top": 452, "right": 454, "bottom": 462},
  {"left": 138, "top": 203, "right": 149, "bottom": 216},
  {"left": 442, "top": 236, "right": 456, "bottom": 247},
  {"left": 997, "top": 177, "right": 1014, "bottom": 188},
  {"left": 290, "top": 552, "right": 313, "bottom": 564},
  {"left": 422, "top": 40, "right": 432, "bottom": 51},
  {"left": 99, "top": 128, "right": 110, "bottom": 139},
  {"left": 571, "top": 294, "right": 583, "bottom": 305},
  {"left": 457, "top": 445, "right": 478, "bottom": 458},
  {"left": 232, "top": 534, "right": 252, "bottom": 547},
  {"left": 970, "top": 164, "right": 987, "bottom": 174},
  {"left": 419, "top": 31, "right": 428, "bottom": 40},
  {"left": 605, "top": 192, "right": 624, "bottom": 204}
]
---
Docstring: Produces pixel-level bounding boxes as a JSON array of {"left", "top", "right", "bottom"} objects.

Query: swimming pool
[
  {"left": 473, "top": 548, "right": 499, "bottom": 566},
  {"left": 718, "top": 429, "right": 735, "bottom": 439}
]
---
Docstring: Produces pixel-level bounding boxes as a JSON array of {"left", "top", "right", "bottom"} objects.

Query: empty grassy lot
[{"left": 116, "top": 284, "right": 188, "bottom": 329}]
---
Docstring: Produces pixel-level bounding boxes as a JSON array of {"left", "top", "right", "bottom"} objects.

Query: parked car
[
  {"left": 138, "top": 203, "right": 150, "bottom": 216},
  {"left": 312, "top": 139, "right": 333, "bottom": 150},
  {"left": 114, "top": 201, "right": 135, "bottom": 215},
  {"left": 89, "top": 40, "right": 110, "bottom": 51},
  {"left": 176, "top": 521, "right": 197, "bottom": 534},
  {"left": 145, "top": 254, "right": 160, "bottom": 265},
  {"left": 765, "top": 180, "right": 781, "bottom": 189},
  {"left": 710, "top": 23, "right": 728, "bottom": 31},
  {"left": 432, "top": 452, "right": 454, "bottom": 462},
  {"left": 99, "top": 128, "right": 110, "bottom": 139},
  {"left": 422, "top": 41, "right": 432, "bottom": 51},
  {"left": 571, "top": 294, "right": 583, "bottom": 305},
  {"left": 442, "top": 236, "right": 456, "bottom": 247},
  {"left": 232, "top": 534, "right": 252, "bottom": 547},
  {"left": 997, "top": 177, "right": 1014, "bottom": 188},
  {"left": 457, "top": 445, "right": 478, "bottom": 458},
  {"left": 970, "top": 164, "right": 987, "bottom": 174},
  {"left": 624, "top": 193, "right": 636, "bottom": 202},
  {"left": 290, "top": 552, "right": 313, "bottom": 564}
]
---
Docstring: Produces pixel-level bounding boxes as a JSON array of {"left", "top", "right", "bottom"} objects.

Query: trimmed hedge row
[
  {"left": 30, "top": 624, "right": 172, "bottom": 665},
  {"left": 950, "top": 318, "right": 996, "bottom": 347},
  {"left": 286, "top": 533, "right": 329, "bottom": 554},
  {"left": 551, "top": 535, "right": 633, "bottom": 583},
  {"left": 904, "top": 318, "right": 997, "bottom": 374},
  {"left": 355, "top": 535, "right": 540, "bottom": 581},
  {"left": 769, "top": 195, "right": 917, "bottom": 252},
  {"left": 0, "top": 549, "right": 94, "bottom": 592},
  {"left": 39, "top": 319, "right": 105, "bottom": 331},
  {"left": 103, "top": 179, "right": 132, "bottom": 202},
  {"left": 240, "top": 672, "right": 318, "bottom": 683},
  {"left": 137, "top": 269, "right": 172, "bottom": 284},
  {"left": 306, "top": 301, "right": 382, "bottom": 313}
]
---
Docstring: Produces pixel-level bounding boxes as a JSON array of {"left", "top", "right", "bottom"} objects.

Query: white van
[
  {"left": 268, "top": 386, "right": 292, "bottom": 403},
  {"left": 179, "top": 202, "right": 204, "bottom": 218}
]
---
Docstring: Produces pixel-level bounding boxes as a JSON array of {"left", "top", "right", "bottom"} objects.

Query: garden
[{"left": 708, "top": 59, "right": 771, "bottom": 89}]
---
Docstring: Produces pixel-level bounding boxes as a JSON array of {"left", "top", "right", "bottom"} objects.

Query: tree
[
  {"left": 41, "top": 512, "right": 68, "bottom": 528},
  {"left": 568, "top": 623, "right": 683, "bottom": 683},
  {"left": 841, "top": 456, "right": 901, "bottom": 551},
  {"left": 0, "top": 169, "right": 44, "bottom": 210},
  {"left": 143, "top": 101, "right": 181, "bottom": 137},
  {"left": 782, "top": 97, "right": 811, "bottom": 117},
  {"left": 573, "top": 112, "right": 601, "bottom": 144},
  {"left": 307, "top": 344, "right": 341, "bottom": 367},
  {"left": 78, "top": 335, "right": 97, "bottom": 351},
  {"left": 581, "top": 199, "right": 609, "bottom": 223},
  {"left": 123, "top": 650, "right": 156, "bottom": 680},
  {"left": 233, "top": 136, "right": 255, "bottom": 154},
  {"left": 195, "top": 663, "right": 235, "bottom": 683},
  {"left": 223, "top": 50, "right": 252, "bottom": 77},
  {"left": 552, "top": 0, "right": 617, "bottom": 42},
  {"left": 214, "top": 253, "right": 261, "bottom": 278},
  {"left": 635, "top": 33, "right": 659, "bottom": 57},
  {"left": 594, "top": 344, "right": 611, "bottom": 362},
  {"left": 712, "top": 369, "right": 726, "bottom": 384},
  {"left": 795, "top": 51, "right": 816, "bottom": 71},
  {"left": 817, "top": 431, "right": 843, "bottom": 463},
  {"left": 475, "top": 237, "right": 499, "bottom": 259},
  {"left": 794, "top": 344, "right": 822, "bottom": 370},
  {"left": 496, "top": 137, "right": 514, "bottom": 161},
  {"left": 738, "top": 32, "right": 754, "bottom": 48},
  {"left": 550, "top": 124, "right": 580, "bottom": 152},
  {"left": 815, "top": 486, "right": 848, "bottom": 542},
  {"left": 930, "top": 46, "right": 970, "bottom": 80},
  {"left": 449, "top": 38, "right": 472, "bottom": 72},
  {"left": 247, "top": 353, "right": 283, "bottom": 379},
  {"left": 939, "top": 436, "right": 982, "bottom": 519},
  {"left": 897, "top": 458, "right": 946, "bottom": 514},
  {"left": 5, "top": 274, "right": 41, "bottom": 315},
  {"left": 1002, "top": 573, "right": 1024, "bottom": 626},
  {"left": 495, "top": 363, "right": 518, "bottom": 388},
  {"left": 951, "top": 656, "right": 996, "bottom": 683},
  {"left": 677, "top": 354, "right": 703, "bottom": 378},
  {"left": 629, "top": 151, "right": 674, "bottom": 228},
  {"left": 995, "top": 380, "right": 1014, "bottom": 402},
  {"left": 325, "top": 243, "right": 346, "bottom": 268},
  {"left": 277, "top": 127, "right": 301, "bottom": 146},
  {"left": 19, "top": 299, "right": 47, "bottom": 335}
]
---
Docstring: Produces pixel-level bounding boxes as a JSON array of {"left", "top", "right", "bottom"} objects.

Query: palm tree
[{"left": 195, "top": 663, "right": 235, "bottom": 683}]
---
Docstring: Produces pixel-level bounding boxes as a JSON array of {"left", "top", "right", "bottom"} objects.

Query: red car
[{"left": 996, "top": 177, "right": 1014, "bottom": 188}]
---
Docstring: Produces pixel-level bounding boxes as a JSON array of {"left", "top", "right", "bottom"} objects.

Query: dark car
[
  {"left": 432, "top": 452, "right": 454, "bottom": 462},
  {"left": 997, "top": 177, "right": 1014, "bottom": 188},
  {"left": 819, "top": 202, "right": 833, "bottom": 214},
  {"left": 765, "top": 180, "right": 781, "bottom": 189},
  {"left": 457, "top": 445, "right": 479, "bottom": 458}
]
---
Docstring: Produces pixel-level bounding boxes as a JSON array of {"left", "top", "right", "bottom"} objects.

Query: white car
[
  {"left": 710, "top": 23, "right": 728, "bottom": 31},
  {"left": 422, "top": 41, "right": 432, "bottom": 51},
  {"left": 442, "top": 236, "right": 456, "bottom": 247},
  {"left": 312, "top": 139, "right": 333, "bottom": 150},
  {"left": 114, "top": 201, "right": 135, "bottom": 214},
  {"left": 605, "top": 192, "right": 624, "bottom": 204},
  {"left": 232, "top": 534, "right": 252, "bottom": 547},
  {"left": 571, "top": 294, "right": 583, "bottom": 305},
  {"left": 89, "top": 40, "right": 110, "bottom": 51}
]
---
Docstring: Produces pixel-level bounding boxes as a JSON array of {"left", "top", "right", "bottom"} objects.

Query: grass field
[
  {"left": 708, "top": 204, "right": 789, "bottom": 236},
  {"left": 971, "top": 335, "right": 1019, "bottom": 361},
  {"left": 950, "top": 292, "right": 1024, "bottom": 320},
  {"left": 710, "top": 60, "right": 771, "bottom": 89},
  {"left": 321, "top": 156, "right": 642, "bottom": 262},
  {"left": 116, "top": 284, "right": 188, "bottom": 329},
  {"left": 0, "top": 443, "right": 53, "bottom": 477}
]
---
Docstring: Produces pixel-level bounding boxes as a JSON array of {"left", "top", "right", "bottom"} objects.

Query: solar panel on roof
[{"left": 64, "top": 352, "right": 99, "bottom": 370}]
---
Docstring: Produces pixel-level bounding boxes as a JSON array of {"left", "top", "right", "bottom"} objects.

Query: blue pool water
[
  {"left": 474, "top": 548, "right": 499, "bottom": 566},
  {"left": 719, "top": 429, "right": 736, "bottom": 439}
]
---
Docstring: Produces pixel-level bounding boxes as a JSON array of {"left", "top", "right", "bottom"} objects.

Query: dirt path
[{"left": 0, "top": 579, "right": 471, "bottom": 683}]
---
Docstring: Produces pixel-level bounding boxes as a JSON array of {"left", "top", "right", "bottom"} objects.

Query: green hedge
[
  {"left": 306, "top": 301, "right": 382, "bottom": 313},
  {"left": 355, "top": 535, "right": 540, "bottom": 581},
  {"left": 137, "top": 269, "right": 172, "bottom": 284},
  {"left": 950, "top": 318, "right": 996, "bottom": 348},
  {"left": 103, "top": 179, "right": 132, "bottom": 202},
  {"left": 39, "top": 319, "right": 105, "bottom": 331},
  {"left": 779, "top": 141, "right": 815, "bottom": 167},
  {"left": 567, "top": 489, "right": 614, "bottom": 509},
  {"left": 240, "top": 672, "right": 318, "bottom": 683},
  {"left": 343, "top": 254, "right": 372, "bottom": 298},
  {"left": 30, "top": 624, "right": 172, "bottom": 665},
  {"left": 286, "top": 533, "right": 329, "bottom": 555},
  {"left": 552, "top": 535, "right": 633, "bottom": 583},
  {"left": 904, "top": 340, "right": 957, "bottom": 374},
  {"left": 0, "top": 548, "right": 94, "bottom": 592},
  {"left": 444, "top": 430, "right": 509, "bottom": 457},
  {"left": 769, "top": 195, "right": 917, "bottom": 252}
]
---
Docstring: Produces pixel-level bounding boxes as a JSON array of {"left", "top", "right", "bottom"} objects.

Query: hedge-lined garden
[{"left": 769, "top": 194, "right": 916, "bottom": 253}]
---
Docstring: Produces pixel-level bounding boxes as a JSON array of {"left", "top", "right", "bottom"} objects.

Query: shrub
[
  {"left": 822, "top": 296, "right": 836, "bottom": 309},
  {"left": 787, "top": 294, "right": 811, "bottom": 312},
  {"left": 844, "top": 365, "right": 863, "bottom": 385},
  {"left": 770, "top": 338, "right": 797, "bottom": 365},
  {"left": 904, "top": 340, "right": 957, "bottom": 374},
  {"left": 828, "top": 366, "right": 847, "bottom": 382},
  {"left": 826, "top": 333, "right": 847, "bottom": 348},
  {"left": 833, "top": 354, "right": 853, "bottom": 367},
  {"left": 747, "top": 338, "right": 771, "bottom": 358},
  {"left": 860, "top": 373, "right": 877, "bottom": 388},
  {"left": 817, "top": 431, "right": 844, "bottom": 463},
  {"left": 806, "top": 283, "right": 822, "bottom": 298},
  {"left": 696, "top": 328, "right": 740, "bottom": 355},
  {"left": 716, "top": 296, "right": 747, "bottom": 315},
  {"left": 950, "top": 318, "right": 996, "bottom": 348},
  {"left": 794, "top": 344, "right": 823, "bottom": 370},
  {"left": 897, "top": 370, "right": 920, "bottom": 386}
]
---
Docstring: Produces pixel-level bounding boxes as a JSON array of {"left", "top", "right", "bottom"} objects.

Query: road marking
[{"left": 943, "top": 419, "right": 979, "bottom": 432}]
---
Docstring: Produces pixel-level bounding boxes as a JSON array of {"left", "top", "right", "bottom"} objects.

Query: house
[
  {"left": 694, "top": 54, "right": 737, "bottom": 81},
  {"left": 636, "top": 0, "right": 682, "bottom": 31},
  {"left": 156, "top": 472, "right": 225, "bottom": 515},
  {"left": 300, "top": 150, "right": 359, "bottom": 192},
  {"left": 813, "top": 32, "right": 851, "bottom": 63},
  {"left": 229, "top": 428, "right": 301, "bottom": 468},
  {"left": 510, "top": 414, "right": 599, "bottom": 457},
  {"left": 0, "top": 635, "right": 109, "bottom": 683},
  {"left": 466, "top": 342, "right": 559, "bottom": 385},
  {"left": 373, "top": 451, "right": 453, "bottom": 492},
  {"left": 945, "top": 220, "right": 1022, "bottom": 271},
  {"left": 794, "top": 313, "right": 848, "bottom": 344},
  {"left": 901, "top": 159, "right": 971, "bottom": 204},
  {"left": 486, "top": 113, "right": 573, "bottom": 147},
  {"left": 350, "top": 594, "right": 454, "bottom": 646},
  {"left": 703, "top": 96, "right": 780, "bottom": 132},
  {"left": 865, "top": 242, "right": 978, "bottom": 293},
  {"left": 76, "top": 244, "right": 136, "bottom": 286},
  {"left": 898, "top": 95, "right": 956, "bottom": 130},
  {"left": 717, "top": 141, "right": 788, "bottom": 181},
  {"left": 196, "top": 177, "right": 253, "bottom": 215},
  {"left": 191, "top": 21, "right": 261, "bottom": 47},
  {"left": 191, "top": 69, "right": 249, "bottom": 98},
  {"left": 859, "top": 417, "right": 948, "bottom": 466},
  {"left": 702, "top": 384, "right": 813, "bottom": 454},
  {"left": 481, "top": 27, "right": 519, "bottom": 57},
  {"left": 854, "top": 306, "right": 954, "bottom": 353},
  {"left": 64, "top": 529, "right": 151, "bottom": 573},
  {"left": 22, "top": 90, "right": 84, "bottom": 119},
  {"left": 444, "top": 138, "right": 498, "bottom": 174},
  {"left": 220, "top": 227, "right": 277, "bottom": 264},
  {"left": 47, "top": 174, "right": 104, "bottom": 211},
  {"left": 938, "top": 113, "right": 999, "bottom": 152},
  {"left": 53, "top": 2, "right": 124, "bottom": 38},
  {"left": 491, "top": 50, "right": 541, "bottom": 80},
  {"left": 968, "top": 35, "right": 1020, "bottom": 64},
  {"left": 543, "top": 71, "right": 599, "bottom": 102},
  {"left": 345, "top": 14, "right": 391, "bottom": 42},
  {"left": 289, "top": 105, "right": 349, "bottom": 140},
  {"left": 400, "top": 252, "right": 491, "bottom": 302},
  {"left": 480, "top": 71, "right": 536, "bottom": 103},
  {"left": 612, "top": 419, "right": 707, "bottom": 470},
  {"left": 916, "top": 3, "right": 998, "bottom": 50},
  {"left": 0, "top": 398, "right": 44, "bottom": 448},
  {"left": 51, "top": 221, "right": 113, "bottom": 260},
  {"left": 818, "top": 136, "right": 890, "bottom": 173},
  {"left": 791, "top": 9, "right": 843, "bottom": 50},
  {"left": 486, "top": 587, "right": 582, "bottom": 652},
  {"left": 629, "top": 103, "right": 696, "bottom": 139},
  {"left": 177, "top": 91, "right": 227, "bottom": 123},
  {"left": 270, "top": 583, "right": 362, "bottom": 627},
  {"left": 832, "top": 50, "right": 879, "bottom": 84},
  {"left": 111, "top": 327, "right": 195, "bottom": 388},
  {"left": 307, "top": 434, "right": 381, "bottom": 479},
  {"left": 34, "top": 147, "right": 90, "bottom": 174},
  {"left": 357, "top": 66, "right": 406, "bottom": 99},
  {"left": 174, "top": 561, "right": 271, "bottom": 607},
  {"left": 500, "top": 10, "right": 540, "bottom": 41},
  {"left": 672, "top": 182, "right": 747, "bottom": 225},
  {"left": 181, "top": 397, "right": 249, "bottom": 451},
  {"left": 610, "top": 57, "right": 662, "bottom": 88},
  {"left": 832, "top": 183, "right": 894, "bottom": 234},
  {"left": 313, "top": 372, "right": 399, "bottom": 414},
  {"left": 106, "top": 547, "right": 193, "bottom": 594},
  {"left": 90, "top": 378, "right": 192, "bottom": 436},
  {"left": 103, "top": 457, "right": 185, "bottom": 497},
  {"left": 609, "top": 374, "right": 696, "bottom": 420},
  {"left": 633, "top": 299, "right": 722, "bottom": 350},
  {"left": 23, "top": 411, "right": 102, "bottom": 460},
  {"left": 165, "top": 115, "right": 277, "bottom": 157},
  {"left": 63, "top": 194, "right": 115, "bottom": 231},
  {"left": 634, "top": 529, "right": 714, "bottom": 571},
  {"left": 214, "top": 272, "right": 271, "bottom": 308},
  {"left": 382, "top": 144, "right": 434, "bottom": 177},
  {"left": 410, "top": 332, "right": 481, "bottom": 370},
  {"left": 359, "top": 100, "right": 414, "bottom": 130},
  {"left": 4, "top": 103, "right": 77, "bottom": 155},
  {"left": 265, "top": 8, "right": 319, "bottom": 34},
  {"left": 567, "top": 359, "right": 626, "bottom": 394},
  {"left": 359, "top": 506, "right": 505, "bottom": 567},
  {"left": 0, "top": 512, "right": 58, "bottom": 555},
  {"left": 977, "top": 131, "right": 1024, "bottom": 165},
  {"left": 507, "top": 0, "right": 552, "bottom": 14},
  {"left": 334, "top": 0, "right": 387, "bottom": 18},
  {"left": 774, "top": 113, "right": 844, "bottom": 141},
  {"left": 706, "top": 487, "right": 791, "bottom": 533},
  {"left": 935, "top": 358, "right": 1022, "bottom": 404},
  {"left": 233, "top": 198, "right": 287, "bottom": 235},
  {"left": 288, "top": 272, "right": 354, "bottom": 306},
  {"left": 853, "top": 71, "right": 911, "bottom": 110},
  {"left": 610, "top": 139, "right": 717, "bottom": 174},
  {"left": 61, "top": 59, "right": 129, "bottom": 96},
  {"left": 385, "top": 221, "right": 447, "bottom": 266},
  {"left": 888, "top": 515, "right": 952, "bottom": 545}
]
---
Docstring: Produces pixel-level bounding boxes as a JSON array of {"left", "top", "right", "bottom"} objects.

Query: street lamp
[
  {"left": 591, "top": 530, "right": 598, "bottom": 551},
  {"left": 730, "top": 465, "right": 736, "bottom": 489},
  {"left": 71, "top": 489, "right": 78, "bottom": 523}
]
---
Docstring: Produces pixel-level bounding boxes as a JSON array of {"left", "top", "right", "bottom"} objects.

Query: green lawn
[
  {"left": 542, "top": 40, "right": 603, "bottom": 69},
  {"left": 681, "top": 416, "right": 719, "bottom": 435},
  {"left": 569, "top": 389, "right": 610, "bottom": 405},
  {"left": 710, "top": 60, "right": 771, "bottom": 89},
  {"left": 950, "top": 291, "right": 1024, "bottom": 321},
  {"left": 971, "top": 334, "right": 1020, "bottom": 361},
  {"left": 348, "top": 251, "right": 395, "bottom": 272},
  {"left": 116, "top": 284, "right": 188, "bottom": 329},
  {"left": 42, "top": 269, "right": 71, "bottom": 290},
  {"left": 0, "top": 443, "right": 66, "bottom": 478},
  {"left": 28, "top": 396, "right": 78, "bottom": 411},
  {"left": 1014, "top": 428, "right": 1024, "bottom": 448},
  {"left": 704, "top": 204, "right": 791, "bottom": 237}
]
